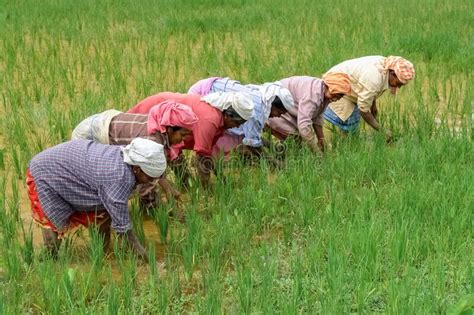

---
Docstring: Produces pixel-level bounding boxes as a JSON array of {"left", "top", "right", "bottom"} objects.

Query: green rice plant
[
  {"left": 121, "top": 255, "right": 138, "bottom": 312},
  {"left": 0, "top": 0, "right": 472, "bottom": 312},
  {"left": 129, "top": 200, "right": 145, "bottom": 245},
  {"left": 248, "top": 244, "right": 278, "bottom": 313},
  {"left": 236, "top": 262, "right": 252, "bottom": 313},
  {"left": 112, "top": 231, "right": 139, "bottom": 311},
  {"left": 198, "top": 263, "right": 223, "bottom": 315},
  {"left": 0, "top": 293, "right": 4, "bottom": 315},
  {"left": 113, "top": 234, "right": 127, "bottom": 265},
  {"left": 19, "top": 222, "right": 34, "bottom": 266},
  {"left": 107, "top": 279, "right": 120, "bottom": 315},
  {"left": 38, "top": 260, "right": 62, "bottom": 314},
  {"left": 88, "top": 225, "right": 105, "bottom": 273},
  {"left": 1, "top": 180, "right": 23, "bottom": 280},
  {"left": 9, "top": 147, "right": 24, "bottom": 180},
  {"left": 181, "top": 207, "right": 202, "bottom": 280},
  {"left": 147, "top": 241, "right": 161, "bottom": 291},
  {"left": 0, "top": 149, "right": 4, "bottom": 171},
  {"left": 448, "top": 294, "right": 474, "bottom": 315},
  {"left": 62, "top": 267, "right": 76, "bottom": 310},
  {"left": 151, "top": 204, "right": 169, "bottom": 244},
  {"left": 3, "top": 245, "right": 21, "bottom": 281}
]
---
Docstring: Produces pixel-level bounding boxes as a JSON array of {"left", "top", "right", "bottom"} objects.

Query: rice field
[{"left": 0, "top": 0, "right": 473, "bottom": 313}]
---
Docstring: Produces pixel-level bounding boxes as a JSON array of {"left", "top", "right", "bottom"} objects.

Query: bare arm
[
  {"left": 158, "top": 178, "right": 181, "bottom": 201},
  {"left": 117, "top": 230, "right": 148, "bottom": 261},
  {"left": 360, "top": 110, "right": 393, "bottom": 142},
  {"left": 370, "top": 100, "right": 378, "bottom": 118},
  {"left": 297, "top": 100, "right": 322, "bottom": 154},
  {"left": 314, "top": 123, "right": 325, "bottom": 152},
  {"left": 360, "top": 110, "right": 381, "bottom": 131},
  {"left": 358, "top": 84, "right": 392, "bottom": 142}
]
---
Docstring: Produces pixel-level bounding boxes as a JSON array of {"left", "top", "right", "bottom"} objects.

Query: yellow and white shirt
[{"left": 325, "top": 55, "right": 389, "bottom": 121}]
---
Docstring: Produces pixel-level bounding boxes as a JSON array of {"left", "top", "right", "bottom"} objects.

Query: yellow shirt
[{"left": 325, "top": 56, "right": 389, "bottom": 121}]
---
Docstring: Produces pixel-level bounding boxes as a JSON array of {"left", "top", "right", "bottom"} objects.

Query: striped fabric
[
  {"left": 187, "top": 77, "right": 222, "bottom": 95},
  {"left": 211, "top": 78, "right": 269, "bottom": 147},
  {"left": 109, "top": 113, "right": 167, "bottom": 146},
  {"left": 323, "top": 105, "right": 361, "bottom": 132}
]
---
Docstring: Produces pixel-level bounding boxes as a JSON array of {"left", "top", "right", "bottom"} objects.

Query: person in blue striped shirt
[{"left": 188, "top": 77, "right": 294, "bottom": 156}]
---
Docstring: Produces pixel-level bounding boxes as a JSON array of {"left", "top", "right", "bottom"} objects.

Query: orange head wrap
[{"left": 322, "top": 72, "right": 352, "bottom": 95}]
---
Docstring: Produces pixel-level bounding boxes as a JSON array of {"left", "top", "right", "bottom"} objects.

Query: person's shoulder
[
  {"left": 84, "top": 139, "right": 113, "bottom": 152},
  {"left": 87, "top": 142, "right": 123, "bottom": 166},
  {"left": 38, "top": 140, "right": 90, "bottom": 158},
  {"left": 195, "top": 100, "right": 221, "bottom": 115},
  {"left": 98, "top": 159, "right": 134, "bottom": 185}
]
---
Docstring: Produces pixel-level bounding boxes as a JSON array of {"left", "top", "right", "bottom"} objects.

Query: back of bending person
[
  {"left": 188, "top": 77, "right": 294, "bottom": 156},
  {"left": 128, "top": 92, "right": 254, "bottom": 188},
  {"left": 26, "top": 138, "right": 166, "bottom": 261},
  {"left": 322, "top": 55, "right": 415, "bottom": 142},
  {"left": 71, "top": 101, "right": 198, "bottom": 207},
  {"left": 71, "top": 101, "right": 197, "bottom": 155},
  {"left": 267, "top": 73, "right": 352, "bottom": 153}
]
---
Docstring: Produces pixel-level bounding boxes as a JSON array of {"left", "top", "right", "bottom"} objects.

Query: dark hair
[
  {"left": 169, "top": 126, "right": 182, "bottom": 132},
  {"left": 224, "top": 108, "right": 245, "bottom": 122},
  {"left": 271, "top": 96, "right": 286, "bottom": 111}
]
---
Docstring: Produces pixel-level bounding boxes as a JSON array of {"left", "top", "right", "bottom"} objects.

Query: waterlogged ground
[{"left": 1, "top": 0, "right": 473, "bottom": 313}]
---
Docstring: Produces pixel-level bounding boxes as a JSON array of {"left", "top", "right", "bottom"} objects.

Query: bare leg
[{"left": 41, "top": 228, "right": 61, "bottom": 259}]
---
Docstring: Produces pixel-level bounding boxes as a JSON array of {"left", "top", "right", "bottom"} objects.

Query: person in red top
[{"left": 128, "top": 91, "right": 254, "bottom": 188}]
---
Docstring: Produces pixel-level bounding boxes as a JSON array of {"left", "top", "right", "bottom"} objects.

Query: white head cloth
[
  {"left": 122, "top": 138, "right": 167, "bottom": 178},
  {"left": 259, "top": 81, "right": 294, "bottom": 112},
  {"left": 202, "top": 92, "right": 254, "bottom": 121}
]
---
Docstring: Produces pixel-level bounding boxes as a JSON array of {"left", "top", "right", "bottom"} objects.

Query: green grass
[{"left": 0, "top": 0, "right": 473, "bottom": 313}]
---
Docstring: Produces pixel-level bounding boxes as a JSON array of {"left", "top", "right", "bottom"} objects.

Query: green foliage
[{"left": 0, "top": 0, "right": 472, "bottom": 313}]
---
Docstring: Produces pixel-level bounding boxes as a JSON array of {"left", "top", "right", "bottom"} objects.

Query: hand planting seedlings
[
  {"left": 1, "top": 0, "right": 472, "bottom": 312},
  {"left": 266, "top": 73, "right": 352, "bottom": 153},
  {"left": 187, "top": 77, "right": 295, "bottom": 162},
  {"left": 321, "top": 56, "right": 415, "bottom": 144},
  {"left": 128, "top": 91, "right": 254, "bottom": 188},
  {"left": 71, "top": 101, "right": 198, "bottom": 209},
  {"left": 25, "top": 138, "right": 166, "bottom": 262}
]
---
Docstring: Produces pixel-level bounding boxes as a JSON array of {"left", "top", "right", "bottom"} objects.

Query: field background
[{"left": 0, "top": 0, "right": 473, "bottom": 313}]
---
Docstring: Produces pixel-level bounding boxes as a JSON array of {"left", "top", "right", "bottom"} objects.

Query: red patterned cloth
[{"left": 26, "top": 168, "right": 109, "bottom": 235}]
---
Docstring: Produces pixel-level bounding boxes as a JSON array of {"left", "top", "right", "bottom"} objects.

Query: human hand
[
  {"left": 384, "top": 128, "right": 394, "bottom": 144},
  {"left": 120, "top": 230, "right": 149, "bottom": 261}
]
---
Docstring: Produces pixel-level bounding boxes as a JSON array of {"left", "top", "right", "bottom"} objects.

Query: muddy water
[
  {"left": 7, "top": 177, "right": 170, "bottom": 266},
  {"left": 7, "top": 178, "right": 171, "bottom": 281}
]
